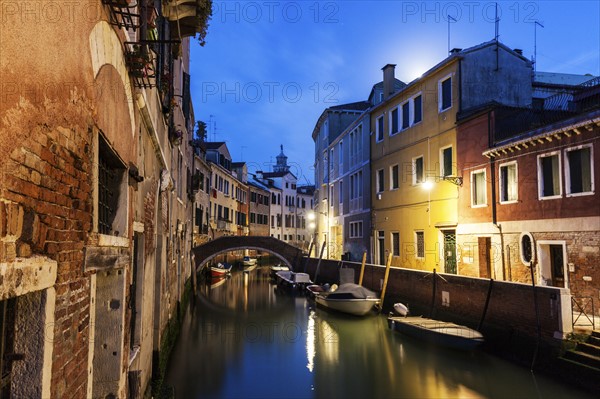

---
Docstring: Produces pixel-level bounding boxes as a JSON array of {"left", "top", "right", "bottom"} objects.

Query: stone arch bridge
[{"left": 192, "top": 236, "right": 307, "bottom": 272}]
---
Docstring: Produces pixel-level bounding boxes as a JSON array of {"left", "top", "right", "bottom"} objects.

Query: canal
[{"left": 166, "top": 266, "right": 594, "bottom": 399}]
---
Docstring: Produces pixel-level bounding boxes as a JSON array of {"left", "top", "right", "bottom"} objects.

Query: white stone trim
[
  {"left": 42, "top": 287, "right": 56, "bottom": 399},
  {"left": 89, "top": 21, "right": 135, "bottom": 137},
  {"left": 98, "top": 234, "right": 130, "bottom": 247},
  {"left": 0, "top": 256, "right": 57, "bottom": 300},
  {"left": 458, "top": 217, "right": 600, "bottom": 234}
]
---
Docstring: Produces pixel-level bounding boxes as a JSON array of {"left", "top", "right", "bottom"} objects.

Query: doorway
[
  {"left": 443, "top": 230, "right": 457, "bottom": 274},
  {"left": 537, "top": 241, "right": 567, "bottom": 288},
  {"left": 377, "top": 231, "right": 385, "bottom": 265}
]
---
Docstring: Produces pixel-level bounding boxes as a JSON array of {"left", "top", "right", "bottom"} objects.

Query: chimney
[
  {"left": 513, "top": 48, "right": 523, "bottom": 55},
  {"left": 449, "top": 48, "right": 462, "bottom": 55},
  {"left": 382, "top": 64, "right": 396, "bottom": 101}
]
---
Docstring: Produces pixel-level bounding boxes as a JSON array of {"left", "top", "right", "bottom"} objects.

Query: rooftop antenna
[
  {"left": 447, "top": 14, "right": 457, "bottom": 54},
  {"left": 533, "top": 20, "right": 544, "bottom": 72},
  {"left": 208, "top": 114, "right": 215, "bottom": 141},
  {"left": 494, "top": 3, "right": 500, "bottom": 42}
]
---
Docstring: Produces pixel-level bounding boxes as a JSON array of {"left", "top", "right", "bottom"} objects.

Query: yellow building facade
[{"left": 371, "top": 60, "right": 460, "bottom": 272}]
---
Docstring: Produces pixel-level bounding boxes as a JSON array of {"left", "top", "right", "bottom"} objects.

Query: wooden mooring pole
[
  {"left": 303, "top": 242, "right": 314, "bottom": 273},
  {"left": 358, "top": 250, "right": 367, "bottom": 286},
  {"left": 313, "top": 241, "right": 327, "bottom": 283},
  {"left": 430, "top": 269, "right": 437, "bottom": 318},
  {"left": 379, "top": 253, "right": 393, "bottom": 312},
  {"left": 478, "top": 278, "right": 494, "bottom": 331},
  {"left": 530, "top": 262, "right": 541, "bottom": 371}
]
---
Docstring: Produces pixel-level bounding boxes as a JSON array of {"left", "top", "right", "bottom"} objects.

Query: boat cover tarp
[{"left": 329, "top": 283, "right": 376, "bottom": 299}]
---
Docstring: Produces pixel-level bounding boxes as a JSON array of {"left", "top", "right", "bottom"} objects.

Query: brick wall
[{"left": 1, "top": 95, "right": 94, "bottom": 398}]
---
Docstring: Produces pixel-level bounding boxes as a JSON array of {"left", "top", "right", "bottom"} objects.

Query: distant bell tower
[{"left": 273, "top": 144, "right": 290, "bottom": 173}]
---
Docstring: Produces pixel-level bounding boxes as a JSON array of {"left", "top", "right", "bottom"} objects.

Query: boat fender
[{"left": 394, "top": 302, "right": 409, "bottom": 317}]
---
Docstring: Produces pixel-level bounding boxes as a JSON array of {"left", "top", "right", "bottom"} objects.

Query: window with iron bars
[{"left": 98, "top": 135, "right": 126, "bottom": 235}]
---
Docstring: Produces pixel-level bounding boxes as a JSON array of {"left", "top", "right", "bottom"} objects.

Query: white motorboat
[
  {"left": 242, "top": 256, "right": 257, "bottom": 266},
  {"left": 270, "top": 263, "right": 289, "bottom": 278},
  {"left": 313, "top": 283, "right": 380, "bottom": 316},
  {"left": 275, "top": 270, "right": 312, "bottom": 291}
]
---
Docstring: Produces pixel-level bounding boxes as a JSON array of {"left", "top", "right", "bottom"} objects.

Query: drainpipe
[{"left": 488, "top": 110, "right": 505, "bottom": 280}]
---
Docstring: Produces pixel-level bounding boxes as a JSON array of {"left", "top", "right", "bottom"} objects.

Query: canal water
[{"left": 166, "top": 267, "right": 593, "bottom": 399}]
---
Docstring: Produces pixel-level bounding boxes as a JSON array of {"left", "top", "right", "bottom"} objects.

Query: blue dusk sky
[{"left": 190, "top": 1, "right": 600, "bottom": 185}]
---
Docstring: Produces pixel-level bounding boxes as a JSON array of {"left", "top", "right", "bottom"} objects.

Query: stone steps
[{"left": 559, "top": 330, "right": 600, "bottom": 376}]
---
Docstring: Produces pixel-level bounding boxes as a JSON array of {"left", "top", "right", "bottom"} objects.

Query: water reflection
[{"left": 167, "top": 267, "right": 594, "bottom": 399}]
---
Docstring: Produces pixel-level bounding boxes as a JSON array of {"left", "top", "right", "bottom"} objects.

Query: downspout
[
  {"left": 488, "top": 110, "right": 505, "bottom": 280},
  {"left": 458, "top": 58, "right": 463, "bottom": 114}
]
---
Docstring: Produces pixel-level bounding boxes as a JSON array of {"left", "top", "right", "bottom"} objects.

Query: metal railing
[{"left": 572, "top": 296, "right": 595, "bottom": 330}]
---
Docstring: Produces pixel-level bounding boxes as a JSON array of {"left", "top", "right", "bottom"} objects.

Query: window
[
  {"left": 413, "top": 94, "right": 422, "bottom": 124},
  {"left": 413, "top": 156, "right": 424, "bottom": 184},
  {"left": 538, "top": 152, "right": 561, "bottom": 199},
  {"left": 376, "top": 115, "right": 384, "bottom": 142},
  {"left": 439, "top": 75, "right": 452, "bottom": 111},
  {"left": 392, "top": 232, "right": 400, "bottom": 256},
  {"left": 339, "top": 141, "right": 343, "bottom": 169},
  {"left": 323, "top": 120, "right": 329, "bottom": 142},
  {"left": 402, "top": 101, "right": 410, "bottom": 129},
  {"left": 329, "top": 185, "right": 334, "bottom": 208},
  {"left": 566, "top": 145, "right": 593, "bottom": 195},
  {"left": 177, "top": 151, "right": 183, "bottom": 198},
  {"left": 441, "top": 146, "right": 452, "bottom": 177},
  {"left": 349, "top": 125, "right": 362, "bottom": 165},
  {"left": 350, "top": 171, "right": 363, "bottom": 210},
  {"left": 415, "top": 231, "right": 424, "bottom": 259},
  {"left": 330, "top": 149, "right": 334, "bottom": 173},
  {"left": 376, "top": 169, "right": 384, "bottom": 193},
  {"left": 471, "top": 169, "right": 487, "bottom": 207},
  {"left": 499, "top": 162, "right": 518, "bottom": 203},
  {"left": 390, "top": 108, "right": 399, "bottom": 135},
  {"left": 98, "top": 134, "right": 127, "bottom": 236},
  {"left": 349, "top": 221, "right": 363, "bottom": 238},
  {"left": 339, "top": 181, "right": 343, "bottom": 204},
  {"left": 390, "top": 164, "right": 399, "bottom": 190}
]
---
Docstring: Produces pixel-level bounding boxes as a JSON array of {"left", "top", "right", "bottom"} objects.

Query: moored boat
[
  {"left": 388, "top": 307, "right": 484, "bottom": 350},
  {"left": 270, "top": 263, "right": 289, "bottom": 279},
  {"left": 275, "top": 270, "right": 312, "bottom": 291},
  {"left": 210, "top": 262, "right": 232, "bottom": 278},
  {"left": 242, "top": 256, "right": 257, "bottom": 266},
  {"left": 312, "top": 283, "right": 380, "bottom": 316}
]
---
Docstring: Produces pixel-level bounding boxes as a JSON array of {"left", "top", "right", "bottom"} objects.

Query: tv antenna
[
  {"left": 447, "top": 14, "right": 457, "bottom": 54},
  {"left": 495, "top": 3, "right": 500, "bottom": 41},
  {"left": 533, "top": 21, "right": 544, "bottom": 72}
]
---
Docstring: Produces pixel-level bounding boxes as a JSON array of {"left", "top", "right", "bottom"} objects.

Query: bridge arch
[{"left": 192, "top": 236, "right": 306, "bottom": 272}]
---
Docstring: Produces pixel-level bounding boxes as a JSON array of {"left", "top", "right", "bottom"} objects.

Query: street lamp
[
  {"left": 307, "top": 210, "right": 329, "bottom": 258},
  {"left": 421, "top": 175, "right": 462, "bottom": 226},
  {"left": 428, "top": 175, "right": 463, "bottom": 187}
]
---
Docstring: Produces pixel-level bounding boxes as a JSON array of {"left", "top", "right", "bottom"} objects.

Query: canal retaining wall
[{"left": 302, "top": 257, "right": 572, "bottom": 342}]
